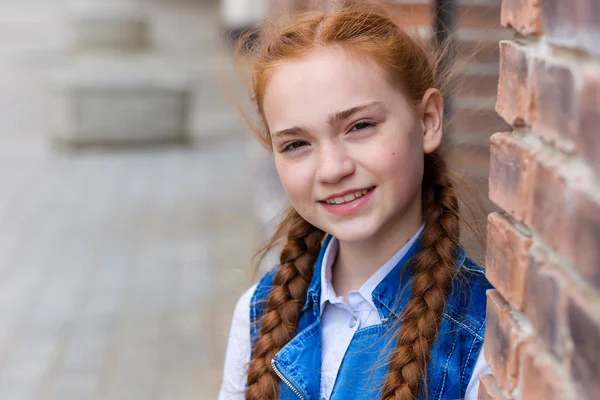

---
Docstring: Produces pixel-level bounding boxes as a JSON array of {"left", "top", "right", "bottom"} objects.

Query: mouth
[
  {"left": 319, "top": 187, "right": 376, "bottom": 215},
  {"left": 322, "top": 188, "right": 372, "bottom": 205}
]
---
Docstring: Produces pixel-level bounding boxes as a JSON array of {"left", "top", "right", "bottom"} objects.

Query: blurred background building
[{"left": 0, "top": 0, "right": 597, "bottom": 399}]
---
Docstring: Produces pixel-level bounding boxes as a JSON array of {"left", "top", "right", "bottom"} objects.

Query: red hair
[{"left": 240, "top": 2, "right": 461, "bottom": 399}]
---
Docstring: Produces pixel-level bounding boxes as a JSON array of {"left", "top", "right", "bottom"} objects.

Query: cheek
[
  {"left": 367, "top": 132, "right": 423, "bottom": 185},
  {"left": 274, "top": 158, "right": 314, "bottom": 206},
  {"left": 384, "top": 152, "right": 419, "bottom": 181}
]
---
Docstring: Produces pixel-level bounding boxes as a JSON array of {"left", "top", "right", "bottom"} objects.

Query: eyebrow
[
  {"left": 271, "top": 126, "right": 306, "bottom": 139},
  {"left": 270, "top": 101, "right": 386, "bottom": 139},
  {"left": 327, "top": 101, "right": 386, "bottom": 125}
]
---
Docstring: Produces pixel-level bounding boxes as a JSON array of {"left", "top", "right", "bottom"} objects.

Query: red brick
[
  {"left": 568, "top": 188, "right": 600, "bottom": 289},
  {"left": 527, "top": 156, "right": 600, "bottom": 290},
  {"left": 456, "top": 4, "right": 503, "bottom": 29},
  {"left": 576, "top": 0, "right": 600, "bottom": 56},
  {"left": 386, "top": 3, "right": 503, "bottom": 29},
  {"left": 447, "top": 149, "right": 490, "bottom": 186},
  {"left": 524, "top": 155, "right": 567, "bottom": 246},
  {"left": 486, "top": 212, "right": 532, "bottom": 310},
  {"left": 577, "top": 68, "right": 600, "bottom": 171},
  {"left": 488, "top": 132, "right": 537, "bottom": 222},
  {"left": 483, "top": 290, "right": 533, "bottom": 393},
  {"left": 541, "top": 0, "right": 577, "bottom": 47},
  {"left": 455, "top": 73, "right": 499, "bottom": 99},
  {"left": 529, "top": 55, "right": 578, "bottom": 151},
  {"left": 527, "top": 55, "right": 600, "bottom": 173},
  {"left": 525, "top": 247, "right": 567, "bottom": 359},
  {"left": 341, "top": 2, "right": 502, "bottom": 30},
  {"left": 501, "top": 0, "right": 543, "bottom": 35},
  {"left": 451, "top": 107, "right": 510, "bottom": 137},
  {"left": 478, "top": 374, "right": 505, "bottom": 400},
  {"left": 542, "top": 0, "right": 600, "bottom": 56},
  {"left": 496, "top": 41, "right": 532, "bottom": 127},
  {"left": 521, "top": 341, "right": 576, "bottom": 400},
  {"left": 268, "top": 0, "right": 323, "bottom": 17},
  {"left": 459, "top": 39, "right": 500, "bottom": 64},
  {"left": 566, "top": 289, "right": 600, "bottom": 400}
]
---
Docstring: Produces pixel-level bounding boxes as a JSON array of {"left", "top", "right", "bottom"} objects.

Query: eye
[
  {"left": 281, "top": 140, "right": 308, "bottom": 153},
  {"left": 350, "top": 120, "right": 376, "bottom": 132}
]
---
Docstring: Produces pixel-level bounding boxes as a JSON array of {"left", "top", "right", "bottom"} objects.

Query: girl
[{"left": 220, "top": 2, "right": 493, "bottom": 399}]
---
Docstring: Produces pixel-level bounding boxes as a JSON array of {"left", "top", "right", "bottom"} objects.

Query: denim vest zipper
[{"left": 271, "top": 358, "right": 306, "bottom": 400}]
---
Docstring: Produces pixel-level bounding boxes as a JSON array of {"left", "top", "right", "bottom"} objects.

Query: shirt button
[{"left": 349, "top": 315, "right": 357, "bottom": 328}]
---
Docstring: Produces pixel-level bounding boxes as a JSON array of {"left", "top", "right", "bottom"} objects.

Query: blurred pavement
[{"left": 0, "top": 0, "right": 257, "bottom": 399}]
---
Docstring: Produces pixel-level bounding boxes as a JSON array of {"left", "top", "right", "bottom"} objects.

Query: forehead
[{"left": 262, "top": 47, "right": 402, "bottom": 132}]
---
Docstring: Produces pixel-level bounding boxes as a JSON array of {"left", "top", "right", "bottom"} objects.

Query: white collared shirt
[
  {"left": 319, "top": 225, "right": 424, "bottom": 397},
  {"left": 219, "top": 227, "right": 490, "bottom": 399}
]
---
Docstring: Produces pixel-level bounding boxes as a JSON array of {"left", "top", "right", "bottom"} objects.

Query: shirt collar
[{"left": 318, "top": 224, "right": 425, "bottom": 315}]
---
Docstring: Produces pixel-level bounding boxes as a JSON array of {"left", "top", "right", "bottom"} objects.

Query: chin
[{"left": 321, "top": 221, "right": 382, "bottom": 244}]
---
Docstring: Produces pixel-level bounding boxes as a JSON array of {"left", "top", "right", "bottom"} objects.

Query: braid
[
  {"left": 245, "top": 208, "right": 324, "bottom": 400},
  {"left": 381, "top": 151, "right": 460, "bottom": 400}
]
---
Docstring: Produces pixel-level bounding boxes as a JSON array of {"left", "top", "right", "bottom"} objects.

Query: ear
[{"left": 420, "top": 88, "right": 444, "bottom": 154}]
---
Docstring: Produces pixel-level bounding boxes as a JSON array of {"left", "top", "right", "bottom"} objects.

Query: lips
[
  {"left": 323, "top": 188, "right": 370, "bottom": 205},
  {"left": 321, "top": 187, "right": 374, "bottom": 202},
  {"left": 319, "top": 187, "right": 376, "bottom": 216}
]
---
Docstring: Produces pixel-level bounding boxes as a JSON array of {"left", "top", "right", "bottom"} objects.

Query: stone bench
[
  {"left": 49, "top": 62, "right": 191, "bottom": 145},
  {"left": 70, "top": 3, "right": 149, "bottom": 51}
]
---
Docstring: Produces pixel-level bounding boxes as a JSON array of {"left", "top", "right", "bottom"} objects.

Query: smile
[
  {"left": 324, "top": 189, "right": 369, "bottom": 205},
  {"left": 320, "top": 187, "right": 375, "bottom": 215}
]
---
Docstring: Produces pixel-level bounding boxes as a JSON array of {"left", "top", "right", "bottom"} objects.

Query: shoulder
[
  {"left": 249, "top": 265, "right": 281, "bottom": 318},
  {"left": 219, "top": 283, "right": 258, "bottom": 400},
  {"left": 247, "top": 265, "right": 282, "bottom": 341},
  {"left": 443, "top": 255, "right": 494, "bottom": 342},
  {"left": 227, "top": 283, "right": 258, "bottom": 341},
  {"left": 457, "top": 256, "right": 492, "bottom": 297},
  {"left": 234, "top": 283, "right": 258, "bottom": 323},
  {"left": 251, "top": 265, "right": 280, "bottom": 305}
]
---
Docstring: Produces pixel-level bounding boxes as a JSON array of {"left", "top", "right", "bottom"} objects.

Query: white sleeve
[
  {"left": 218, "top": 284, "right": 257, "bottom": 400},
  {"left": 464, "top": 349, "right": 492, "bottom": 400}
]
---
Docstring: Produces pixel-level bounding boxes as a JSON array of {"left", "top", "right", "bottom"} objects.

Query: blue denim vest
[{"left": 250, "top": 235, "right": 492, "bottom": 400}]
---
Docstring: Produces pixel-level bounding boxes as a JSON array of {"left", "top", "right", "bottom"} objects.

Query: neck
[{"left": 331, "top": 198, "right": 423, "bottom": 299}]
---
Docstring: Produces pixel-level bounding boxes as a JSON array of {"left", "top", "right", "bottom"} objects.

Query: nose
[{"left": 315, "top": 141, "right": 355, "bottom": 184}]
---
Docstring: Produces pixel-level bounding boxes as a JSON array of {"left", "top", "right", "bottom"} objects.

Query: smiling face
[{"left": 262, "top": 47, "right": 441, "bottom": 245}]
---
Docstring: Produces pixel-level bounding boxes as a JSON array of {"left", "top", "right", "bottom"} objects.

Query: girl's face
[{"left": 263, "top": 47, "right": 442, "bottom": 244}]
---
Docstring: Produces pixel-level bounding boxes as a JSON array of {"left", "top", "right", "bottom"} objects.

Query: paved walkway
[{"left": 0, "top": 1, "right": 258, "bottom": 399}]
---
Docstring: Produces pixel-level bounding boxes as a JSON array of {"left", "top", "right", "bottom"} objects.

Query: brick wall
[{"left": 481, "top": 0, "right": 600, "bottom": 399}]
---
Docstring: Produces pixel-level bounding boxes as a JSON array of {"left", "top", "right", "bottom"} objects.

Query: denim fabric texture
[{"left": 250, "top": 235, "right": 493, "bottom": 400}]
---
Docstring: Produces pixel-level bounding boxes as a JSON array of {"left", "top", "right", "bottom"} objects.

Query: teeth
[{"left": 325, "top": 188, "right": 370, "bottom": 205}]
